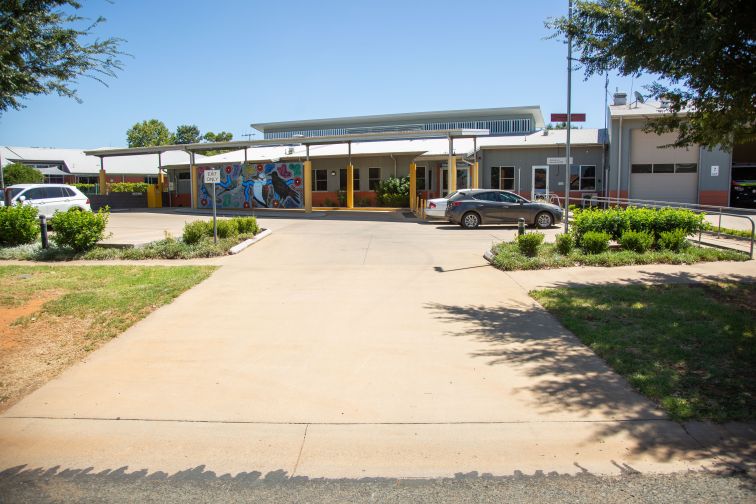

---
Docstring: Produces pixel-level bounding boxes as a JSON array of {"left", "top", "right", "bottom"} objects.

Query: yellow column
[
  {"left": 98, "top": 168, "right": 106, "bottom": 195},
  {"left": 303, "top": 160, "right": 313, "bottom": 213},
  {"left": 190, "top": 165, "right": 198, "bottom": 208},
  {"left": 409, "top": 162, "right": 417, "bottom": 210},
  {"left": 449, "top": 157, "right": 457, "bottom": 193},
  {"left": 346, "top": 163, "right": 354, "bottom": 209},
  {"left": 471, "top": 161, "right": 479, "bottom": 188}
]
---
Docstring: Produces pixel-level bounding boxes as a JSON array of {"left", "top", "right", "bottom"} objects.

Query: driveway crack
[
  {"left": 362, "top": 234, "right": 373, "bottom": 265},
  {"left": 291, "top": 423, "right": 309, "bottom": 477}
]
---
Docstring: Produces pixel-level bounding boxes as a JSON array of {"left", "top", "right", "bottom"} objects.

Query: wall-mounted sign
[
  {"left": 547, "top": 157, "right": 573, "bottom": 165},
  {"left": 550, "top": 113, "right": 586, "bottom": 122},
  {"left": 711, "top": 165, "right": 719, "bottom": 177},
  {"left": 204, "top": 169, "right": 221, "bottom": 184}
]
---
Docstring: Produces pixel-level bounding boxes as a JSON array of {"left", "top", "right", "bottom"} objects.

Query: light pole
[{"left": 564, "top": 0, "right": 573, "bottom": 233}]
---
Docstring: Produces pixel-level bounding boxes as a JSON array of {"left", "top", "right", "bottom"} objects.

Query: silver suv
[{"left": 2, "top": 184, "right": 92, "bottom": 218}]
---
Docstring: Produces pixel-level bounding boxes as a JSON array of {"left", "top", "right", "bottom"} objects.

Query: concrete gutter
[{"left": 229, "top": 229, "right": 272, "bottom": 255}]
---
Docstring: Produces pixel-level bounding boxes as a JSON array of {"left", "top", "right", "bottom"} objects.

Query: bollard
[
  {"left": 518, "top": 218, "right": 525, "bottom": 236},
  {"left": 39, "top": 215, "right": 49, "bottom": 249}
]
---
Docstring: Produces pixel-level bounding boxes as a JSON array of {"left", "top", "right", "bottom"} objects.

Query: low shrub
[
  {"left": 109, "top": 182, "right": 150, "bottom": 193},
  {"left": 517, "top": 232, "right": 545, "bottom": 257},
  {"left": 215, "top": 219, "right": 237, "bottom": 239},
  {"left": 555, "top": 233, "right": 574, "bottom": 255},
  {"left": 182, "top": 220, "right": 212, "bottom": 244},
  {"left": 572, "top": 206, "right": 705, "bottom": 242},
  {"left": 375, "top": 176, "right": 409, "bottom": 207},
  {"left": 658, "top": 229, "right": 690, "bottom": 252},
  {"left": 72, "top": 183, "right": 96, "bottom": 193},
  {"left": 0, "top": 203, "right": 39, "bottom": 246},
  {"left": 619, "top": 230, "right": 654, "bottom": 253},
  {"left": 581, "top": 231, "right": 611, "bottom": 254},
  {"left": 231, "top": 216, "right": 258, "bottom": 235},
  {"left": 50, "top": 207, "right": 109, "bottom": 252}
]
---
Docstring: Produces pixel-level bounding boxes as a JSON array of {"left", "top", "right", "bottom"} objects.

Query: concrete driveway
[{"left": 1, "top": 211, "right": 752, "bottom": 480}]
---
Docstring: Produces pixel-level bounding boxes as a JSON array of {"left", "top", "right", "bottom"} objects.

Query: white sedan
[
  {"left": 425, "top": 197, "right": 449, "bottom": 219},
  {"left": 2, "top": 184, "right": 91, "bottom": 218}
]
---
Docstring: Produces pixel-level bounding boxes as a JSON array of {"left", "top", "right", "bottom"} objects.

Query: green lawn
[
  {"left": 0, "top": 265, "right": 216, "bottom": 410},
  {"left": 531, "top": 282, "right": 756, "bottom": 422}
]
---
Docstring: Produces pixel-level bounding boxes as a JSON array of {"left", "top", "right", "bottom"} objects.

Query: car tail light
[
  {"left": 429, "top": 202, "right": 436, "bottom": 209},
  {"left": 451, "top": 201, "right": 463, "bottom": 207}
]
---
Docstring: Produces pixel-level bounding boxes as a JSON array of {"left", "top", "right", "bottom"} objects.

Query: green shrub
[
  {"left": 581, "top": 231, "right": 611, "bottom": 254},
  {"left": 109, "top": 182, "right": 150, "bottom": 193},
  {"left": 182, "top": 220, "right": 212, "bottom": 244},
  {"left": 572, "top": 206, "right": 705, "bottom": 242},
  {"left": 375, "top": 176, "right": 409, "bottom": 207},
  {"left": 215, "top": 219, "right": 238, "bottom": 239},
  {"left": 230, "top": 216, "right": 258, "bottom": 235},
  {"left": 3, "top": 163, "right": 43, "bottom": 185},
  {"left": 72, "top": 183, "right": 96, "bottom": 193},
  {"left": 658, "top": 229, "right": 690, "bottom": 252},
  {"left": 619, "top": 230, "right": 654, "bottom": 253},
  {"left": 0, "top": 203, "right": 39, "bottom": 246},
  {"left": 555, "top": 233, "right": 574, "bottom": 255},
  {"left": 50, "top": 207, "right": 109, "bottom": 252},
  {"left": 516, "top": 232, "right": 545, "bottom": 257}
]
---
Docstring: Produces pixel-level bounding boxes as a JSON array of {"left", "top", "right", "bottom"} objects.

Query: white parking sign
[{"left": 204, "top": 169, "right": 221, "bottom": 184}]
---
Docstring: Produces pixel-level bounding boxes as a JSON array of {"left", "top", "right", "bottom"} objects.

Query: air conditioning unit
[{"left": 285, "top": 147, "right": 294, "bottom": 155}]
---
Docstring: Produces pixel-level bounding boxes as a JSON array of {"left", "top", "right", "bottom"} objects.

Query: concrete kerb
[{"left": 229, "top": 228, "right": 272, "bottom": 255}]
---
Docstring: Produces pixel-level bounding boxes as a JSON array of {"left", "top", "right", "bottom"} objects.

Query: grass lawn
[
  {"left": 491, "top": 241, "right": 748, "bottom": 271},
  {"left": 531, "top": 282, "right": 756, "bottom": 422},
  {"left": 0, "top": 265, "right": 216, "bottom": 412}
]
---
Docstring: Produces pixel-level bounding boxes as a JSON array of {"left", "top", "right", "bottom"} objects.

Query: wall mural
[{"left": 197, "top": 163, "right": 304, "bottom": 209}]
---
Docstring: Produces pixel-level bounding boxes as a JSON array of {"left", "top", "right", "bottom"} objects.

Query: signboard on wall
[
  {"left": 547, "top": 157, "right": 573, "bottom": 165},
  {"left": 711, "top": 165, "right": 719, "bottom": 177},
  {"left": 550, "top": 113, "right": 586, "bottom": 122}
]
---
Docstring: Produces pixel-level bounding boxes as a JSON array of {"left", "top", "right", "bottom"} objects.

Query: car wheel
[
  {"left": 535, "top": 211, "right": 554, "bottom": 229},
  {"left": 461, "top": 212, "right": 481, "bottom": 229}
]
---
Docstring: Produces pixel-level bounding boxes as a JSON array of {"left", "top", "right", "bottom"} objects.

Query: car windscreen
[{"left": 9, "top": 188, "right": 24, "bottom": 199}]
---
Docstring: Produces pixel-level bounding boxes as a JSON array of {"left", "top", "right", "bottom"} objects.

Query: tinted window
[
  {"left": 63, "top": 187, "right": 76, "bottom": 197},
  {"left": 9, "top": 188, "right": 24, "bottom": 199},
  {"left": 498, "top": 192, "right": 521, "bottom": 203},
  {"left": 653, "top": 164, "right": 674, "bottom": 173},
  {"left": 45, "top": 187, "right": 65, "bottom": 198},
  {"left": 473, "top": 192, "right": 496, "bottom": 202},
  {"left": 24, "top": 187, "right": 48, "bottom": 200},
  {"left": 675, "top": 163, "right": 697, "bottom": 173},
  {"left": 631, "top": 164, "right": 652, "bottom": 174}
]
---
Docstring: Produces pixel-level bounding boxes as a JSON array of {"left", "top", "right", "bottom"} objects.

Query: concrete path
[{"left": 1, "top": 212, "right": 754, "bottom": 481}]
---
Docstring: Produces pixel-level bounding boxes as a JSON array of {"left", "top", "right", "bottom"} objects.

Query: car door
[
  {"left": 22, "top": 187, "right": 51, "bottom": 216},
  {"left": 491, "top": 191, "right": 523, "bottom": 222},
  {"left": 471, "top": 192, "right": 504, "bottom": 222},
  {"left": 45, "top": 186, "right": 67, "bottom": 215}
]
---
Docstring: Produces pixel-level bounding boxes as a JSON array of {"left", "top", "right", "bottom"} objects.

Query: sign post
[{"left": 204, "top": 169, "right": 221, "bottom": 243}]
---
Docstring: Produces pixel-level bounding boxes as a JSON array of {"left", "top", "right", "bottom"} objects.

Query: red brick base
[{"left": 699, "top": 191, "right": 730, "bottom": 207}]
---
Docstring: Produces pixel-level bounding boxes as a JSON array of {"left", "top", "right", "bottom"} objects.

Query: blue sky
[{"left": 0, "top": 0, "right": 657, "bottom": 148}]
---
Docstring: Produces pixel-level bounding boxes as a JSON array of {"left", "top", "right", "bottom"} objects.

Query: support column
[
  {"left": 98, "top": 157, "right": 106, "bottom": 195},
  {"left": 448, "top": 136, "right": 456, "bottom": 193},
  {"left": 409, "top": 162, "right": 417, "bottom": 210},
  {"left": 346, "top": 163, "right": 354, "bottom": 209},
  {"left": 189, "top": 152, "right": 198, "bottom": 209},
  {"left": 303, "top": 145, "right": 312, "bottom": 213}
]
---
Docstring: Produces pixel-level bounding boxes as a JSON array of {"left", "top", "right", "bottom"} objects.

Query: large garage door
[{"left": 629, "top": 131, "right": 699, "bottom": 204}]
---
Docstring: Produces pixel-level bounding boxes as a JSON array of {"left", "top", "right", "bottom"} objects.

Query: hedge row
[
  {"left": 572, "top": 207, "right": 705, "bottom": 242},
  {"left": 182, "top": 217, "right": 259, "bottom": 244},
  {"left": 109, "top": 182, "right": 150, "bottom": 193}
]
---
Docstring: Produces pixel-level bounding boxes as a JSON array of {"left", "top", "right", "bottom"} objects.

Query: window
[
  {"left": 580, "top": 165, "right": 596, "bottom": 190},
  {"left": 368, "top": 168, "right": 381, "bottom": 190},
  {"left": 473, "top": 192, "right": 497, "bottom": 201},
  {"left": 339, "top": 168, "right": 360, "bottom": 190},
  {"left": 23, "top": 187, "right": 49, "bottom": 200},
  {"left": 631, "top": 164, "right": 652, "bottom": 173},
  {"left": 144, "top": 176, "right": 158, "bottom": 184},
  {"left": 416, "top": 166, "right": 426, "bottom": 190},
  {"left": 675, "top": 163, "right": 697, "bottom": 173},
  {"left": 570, "top": 165, "right": 580, "bottom": 190},
  {"left": 491, "top": 166, "right": 515, "bottom": 190},
  {"left": 312, "top": 169, "right": 327, "bottom": 191},
  {"left": 77, "top": 176, "right": 98, "bottom": 184},
  {"left": 178, "top": 172, "right": 191, "bottom": 180},
  {"left": 654, "top": 164, "right": 674, "bottom": 173},
  {"left": 63, "top": 187, "right": 77, "bottom": 197},
  {"left": 498, "top": 192, "right": 521, "bottom": 203}
]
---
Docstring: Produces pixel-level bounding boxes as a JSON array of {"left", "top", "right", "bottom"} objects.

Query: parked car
[
  {"left": 731, "top": 178, "right": 756, "bottom": 208},
  {"left": 1, "top": 184, "right": 91, "bottom": 218},
  {"left": 445, "top": 189, "right": 563, "bottom": 229},
  {"left": 425, "top": 197, "right": 449, "bottom": 219}
]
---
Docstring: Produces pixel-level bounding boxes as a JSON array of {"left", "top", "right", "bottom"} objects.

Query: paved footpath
[{"left": 0, "top": 212, "right": 754, "bottom": 491}]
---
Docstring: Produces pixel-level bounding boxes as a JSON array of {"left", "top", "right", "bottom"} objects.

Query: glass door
[{"left": 531, "top": 165, "right": 549, "bottom": 200}]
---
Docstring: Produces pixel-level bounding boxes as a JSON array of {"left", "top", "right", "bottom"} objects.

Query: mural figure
[{"left": 197, "top": 163, "right": 304, "bottom": 209}]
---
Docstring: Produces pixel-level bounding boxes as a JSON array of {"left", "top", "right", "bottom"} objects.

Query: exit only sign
[{"left": 551, "top": 113, "right": 586, "bottom": 122}]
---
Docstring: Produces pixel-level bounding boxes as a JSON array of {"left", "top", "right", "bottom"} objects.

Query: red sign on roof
[{"left": 550, "top": 113, "right": 586, "bottom": 122}]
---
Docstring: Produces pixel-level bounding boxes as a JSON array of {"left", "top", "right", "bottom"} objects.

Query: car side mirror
[{"left": 18, "top": 195, "right": 26, "bottom": 202}]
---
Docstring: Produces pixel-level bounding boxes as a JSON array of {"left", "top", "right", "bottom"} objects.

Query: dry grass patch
[{"left": 0, "top": 265, "right": 216, "bottom": 412}]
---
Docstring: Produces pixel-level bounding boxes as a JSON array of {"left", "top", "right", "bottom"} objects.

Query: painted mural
[{"left": 197, "top": 163, "right": 304, "bottom": 209}]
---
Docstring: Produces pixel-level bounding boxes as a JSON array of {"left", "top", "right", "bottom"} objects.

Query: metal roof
[
  {"left": 475, "top": 128, "right": 606, "bottom": 149},
  {"left": 252, "top": 106, "right": 546, "bottom": 131},
  {"left": 609, "top": 101, "right": 690, "bottom": 119}
]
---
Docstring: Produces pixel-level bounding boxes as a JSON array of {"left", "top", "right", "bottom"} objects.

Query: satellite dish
[{"left": 634, "top": 91, "right": 645, "bottom": 103}]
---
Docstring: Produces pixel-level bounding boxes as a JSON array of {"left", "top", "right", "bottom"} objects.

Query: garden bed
[{"left": 487, "top": 241, "right": 747, "bottom": 271}]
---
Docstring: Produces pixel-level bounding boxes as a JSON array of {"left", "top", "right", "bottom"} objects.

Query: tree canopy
[
  {"left": 126, "top": 119, "right": 174, "bottom": 147},
  {"left": 203, "top": 131, "right": 233, "bottom": 143},
  {"left": 0, "top": 0, "right": 126, "bottom": 113},
  {"left": 175, "top": 124, "right": 201, "bottom": 144},
  {"left": 3, "top": 163, "right": 44, "bottom": 186},
  {"left": 548, "top": 0, "right": 756, "bottom": 149}
]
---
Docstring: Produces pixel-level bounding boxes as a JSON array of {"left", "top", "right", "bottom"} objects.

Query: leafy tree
[
  {"left": 174, "top": 124, "right": 201, "bottom": 144},
  {"left": 126, "top": 119, "right": 175, "bottom": 147},
  {"left": 0, "top": 0, "right": 126, "bottom": 113},
  {"left": 548, "top": 0, "right": 756, "bottom": 148},
  {"left": 3, "top": 163, "right": 44, "bottom": 185},
  {"left": 203, "top": 131, "right": 233, "bottom": 143}
]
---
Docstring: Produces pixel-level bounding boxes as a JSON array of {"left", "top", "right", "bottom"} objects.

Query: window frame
[
  {"left": 415, "top": 165, "right": 426, "bottom": 191},
  {"left": 368, "top": 167, "right": 381, "bottom": 191},
  {"left": 339, "top": 167, "right": 360, "bottom": 191},
  {"left": 312, "top": 169, "right": 328, "bottom": 192}
]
